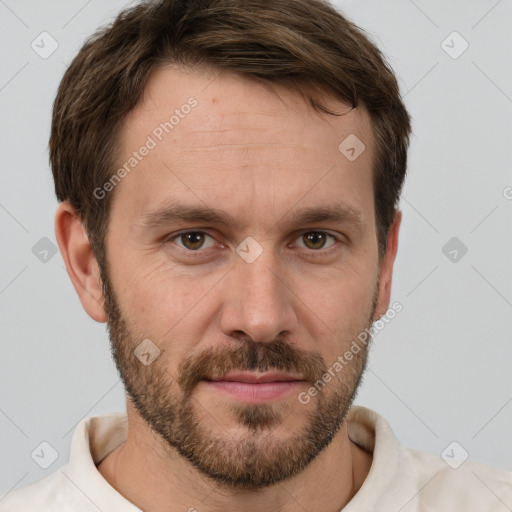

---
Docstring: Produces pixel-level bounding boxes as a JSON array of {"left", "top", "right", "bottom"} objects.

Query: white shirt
[{"left": 1, "top": 406, "right": 511, "bottom": 511}]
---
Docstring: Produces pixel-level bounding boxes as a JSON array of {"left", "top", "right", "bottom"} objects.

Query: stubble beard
[{"left": 101, "top": 268, "right": 377, "bottom": 490}]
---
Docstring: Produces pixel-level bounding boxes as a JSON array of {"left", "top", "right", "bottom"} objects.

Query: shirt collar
[
  {"left": 65, "top": 412, "right": 142, "bottom": 511},
  {"left": 64, "top": 405, "right": 402, "bottom": 511}
]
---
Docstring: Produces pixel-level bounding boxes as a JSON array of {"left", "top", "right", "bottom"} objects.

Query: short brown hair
[{"left": 50, "top": 0, "right": 411, "bottom": 270}]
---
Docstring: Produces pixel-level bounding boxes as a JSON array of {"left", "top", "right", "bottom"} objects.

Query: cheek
[
  {"left": 110, "top": 254, "right": 222, "bottom": 344},
  {"left": 299, "top": 266, "right": 377, "bottom": 356}
]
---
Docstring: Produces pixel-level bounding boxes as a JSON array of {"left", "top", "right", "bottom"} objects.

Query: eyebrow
[{"left": 136, "top": 201, "right": 365, "bottom": 233}]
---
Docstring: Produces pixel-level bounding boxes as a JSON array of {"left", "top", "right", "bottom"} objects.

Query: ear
[
  {"left": 373, "top": 210, "right": 401, "bottom": 321},
  {"left": 55, "top": 201, "right": 107, "bottom": 322}
]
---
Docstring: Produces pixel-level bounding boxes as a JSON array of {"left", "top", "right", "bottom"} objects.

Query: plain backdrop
[{"left": 0, "top": 0, "right": 511, "bottom": 494}]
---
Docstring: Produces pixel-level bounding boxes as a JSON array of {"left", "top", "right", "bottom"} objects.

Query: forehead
[
  {"left": 112, "top": 65, "right": 375, "bottom": 226},
  {"left": 125, "top": 64, "right": 371, "bottom": 147}
]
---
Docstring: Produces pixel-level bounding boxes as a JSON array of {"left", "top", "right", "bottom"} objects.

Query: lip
[
  {"left": 208, "top": 371, "right": 305, "bottom": 384},
  {"left": 203, "top": 372, "right": 306, "bottom": 403}
]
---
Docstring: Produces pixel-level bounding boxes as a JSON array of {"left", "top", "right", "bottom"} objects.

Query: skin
[{"left": 55, "top": 65, "right": 401, "bottom": 512}]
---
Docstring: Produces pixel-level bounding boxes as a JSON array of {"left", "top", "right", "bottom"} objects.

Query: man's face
[{"left": 101, "top": 66, "right": 382, "bottom": 489}]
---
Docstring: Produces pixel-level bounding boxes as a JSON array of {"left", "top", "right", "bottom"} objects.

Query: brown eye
[
  {"left": 181, "top": 232, "right": 204, "bottom": 250},
  {"left": 173, "top": 232, "right": 215, "bottom": 251},
  {"left": 297, "top": 231, "right": 336, "bottom": 250}
]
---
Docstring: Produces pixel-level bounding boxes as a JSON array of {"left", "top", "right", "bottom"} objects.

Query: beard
[{"left": 100, "top": 265, "right": 378, "bottom": 490}]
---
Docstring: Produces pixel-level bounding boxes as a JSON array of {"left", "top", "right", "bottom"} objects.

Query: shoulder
[
  {"left": 347, "top": 406, "right": 512, "bottom": 511},
  {"left": 0, "top": 412, "right": 134, "bottom": 512},
  {"left": 400, "top": 446, "right": 512, "bottom": 510},
  {"left": 0, "top": 465, "right": 80, "bottom": 511}
]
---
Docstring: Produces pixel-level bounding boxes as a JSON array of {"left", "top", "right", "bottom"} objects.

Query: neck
[{"left": 97, "top": 403, "right": 372, "bottom": 512}]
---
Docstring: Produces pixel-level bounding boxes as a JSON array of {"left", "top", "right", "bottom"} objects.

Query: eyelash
[{"left": 165, "top": 230, "right": 342, "bottom": 258}]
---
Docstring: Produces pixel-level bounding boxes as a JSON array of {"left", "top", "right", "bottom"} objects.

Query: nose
[{"left": 219, "top": 249, "right": 298, "bottom": 344}]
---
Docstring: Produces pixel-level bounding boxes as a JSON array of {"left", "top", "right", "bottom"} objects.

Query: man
[{"left": 2, "top": 0, "right": 511, "bottom": 510}]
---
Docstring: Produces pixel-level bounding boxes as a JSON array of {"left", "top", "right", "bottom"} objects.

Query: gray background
[{"left": 1, "top": 0, "right": 511, "bottom": 495}]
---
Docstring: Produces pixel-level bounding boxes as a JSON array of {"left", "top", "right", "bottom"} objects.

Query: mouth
[{"left": 202, "top": 372, "right": 307, "bottom": 403}]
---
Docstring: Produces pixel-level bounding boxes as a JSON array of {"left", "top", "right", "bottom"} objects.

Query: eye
[
  {"left": 170, "top": 231, "right": 216, "bottom": 251},
  {"left": 166, "top": 230, "right": 339, "bottom": 254},
  {"left": 294, "top": 231, "right": 338, "bottom": 250}
]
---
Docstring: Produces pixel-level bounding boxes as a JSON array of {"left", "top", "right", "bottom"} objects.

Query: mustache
[{"left": 177, "top": 339, "right": 327, "bottom": 397}]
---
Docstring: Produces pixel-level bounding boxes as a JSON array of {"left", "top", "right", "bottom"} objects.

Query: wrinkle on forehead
[{"left": 111, "top": 65, "right": 375, "bottom": 236}]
